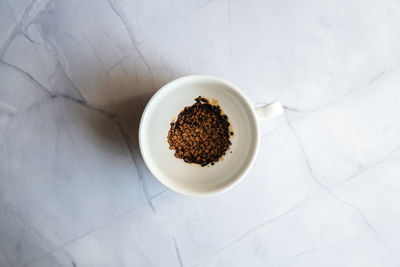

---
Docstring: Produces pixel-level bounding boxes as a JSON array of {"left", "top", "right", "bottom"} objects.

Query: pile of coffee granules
[{"left": 167, "top": 96, "right": 233, "bottom": 166}]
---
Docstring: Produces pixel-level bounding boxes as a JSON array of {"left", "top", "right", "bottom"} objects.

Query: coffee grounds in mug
[{"left": 167, "top": 96, "right": 233, "bottom": 166}]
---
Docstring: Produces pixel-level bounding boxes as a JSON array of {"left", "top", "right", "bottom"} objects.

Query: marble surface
[{"left": 1, "top": 0, "right": 400, "bottom": 266}]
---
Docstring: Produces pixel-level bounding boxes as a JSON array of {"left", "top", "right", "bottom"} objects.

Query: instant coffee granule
[{"left": 167, "top": 96, "right": 233, "bottom": 166}]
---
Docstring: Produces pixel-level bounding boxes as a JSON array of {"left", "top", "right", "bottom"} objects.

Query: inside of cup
[{"left": 140, "top": 76, "right": 259, "bottom": 195}]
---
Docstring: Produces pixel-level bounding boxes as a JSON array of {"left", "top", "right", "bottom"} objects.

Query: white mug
[{"left": 139, "top": 75, "right": 283, "bottom": 196}]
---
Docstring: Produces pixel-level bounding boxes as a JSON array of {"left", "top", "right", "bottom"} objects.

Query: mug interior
[{"left": 139, "top": 76, "right": 259, "bottom": 195}]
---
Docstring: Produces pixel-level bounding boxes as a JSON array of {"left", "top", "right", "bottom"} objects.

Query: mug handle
[{"left": 255, "top": 101, "right": 284, "bottom": 121}]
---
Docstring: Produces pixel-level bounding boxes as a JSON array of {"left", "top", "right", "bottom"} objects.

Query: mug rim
[{"left": 139, "top": 75, "right": 260, "bottom": 196}]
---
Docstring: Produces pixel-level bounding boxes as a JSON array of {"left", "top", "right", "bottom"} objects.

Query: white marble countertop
[{"left": 1, "top": 0, "right": 400, "bottom": 266}]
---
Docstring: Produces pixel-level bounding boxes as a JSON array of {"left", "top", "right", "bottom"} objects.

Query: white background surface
[{"left": 1, "top": 0, "right": 400, "bottom": 266}]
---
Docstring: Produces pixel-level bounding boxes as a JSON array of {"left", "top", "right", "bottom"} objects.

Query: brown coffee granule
[{"left": 167, "top": 96, "right": 233, "bottom": 166}]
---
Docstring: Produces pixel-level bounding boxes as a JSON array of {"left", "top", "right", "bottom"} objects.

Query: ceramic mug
[{"left": 139, "top": 75, "right": 283, "bottom": 196}]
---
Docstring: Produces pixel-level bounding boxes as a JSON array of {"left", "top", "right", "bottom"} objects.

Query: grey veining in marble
[{"left": 1, "top": 0, "right": 400, "bottom": 266}]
